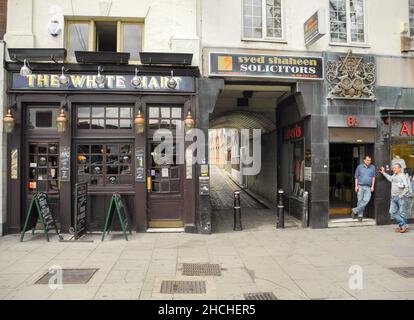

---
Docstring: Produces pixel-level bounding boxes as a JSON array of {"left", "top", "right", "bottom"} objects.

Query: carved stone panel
[{"left": 326, "top": 51, "right": 376, "bottom": 101}]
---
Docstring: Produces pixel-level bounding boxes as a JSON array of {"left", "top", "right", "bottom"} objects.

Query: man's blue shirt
[{"left": 355, "top": 164, "right": 376, "bottom": 187}]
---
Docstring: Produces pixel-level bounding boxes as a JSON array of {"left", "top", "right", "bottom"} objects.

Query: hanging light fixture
[
  {"left": 131, "top": 68, "right": 142, "bottom": 88},
  {"left": 59, "top": 66, "right": 69, "bottom": 85},
  {"left": 20, "top": 59, "right": 32, "bottom": 77},
  {"left": 134, "top": 108, "right": 145, "bottom": 134},
  {"left": 56, "top": 103, "right": 68, "bottom": 133},
  {"left": 184, "top": 109, "right": 195, "bottom": 130},
  {"left": 167, "top": 70, "right": 177, "bottom": 89},
  {"left": 3, "top": 104, "right": 16, "bottom": 134},
  {"left": 95, "top": 66, "right": 105, "bottom": 85}
]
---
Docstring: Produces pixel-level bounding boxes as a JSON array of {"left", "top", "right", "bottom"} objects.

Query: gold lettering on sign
[
  {"left": 141, "top": 76, "right": 148, "bottom": 88},
  {"left": 50, "top": 75, "right": 59, "bottom": 88},
  {"left": 175, "top": 78, "right": 181, "bottom": 89},
  {"left": 106, "top": 75, "right": 115, "bottom": 88},
  {"left": 37, "top": 74, "right": 49, "bottom": 87},
  {"left": 160, "top": 76, "right": 169, "bottom": 88},
  {"left": 86, "top": 76, "right": 96, "bottom": 88},
  {"left": 17, "top": 73, "right": 187, "bottom": 91},
  {"left": 27, "top": 75, "right": 36, "bottom": 87},
  {"left": 116, "top": 76, "right": 126, "bottom": 88},
  {"left": 148, "top": 77, "right": 159, "bottom": 89},
  {"left": 71, "top": 75, "right": 86, "bottom": 88}
]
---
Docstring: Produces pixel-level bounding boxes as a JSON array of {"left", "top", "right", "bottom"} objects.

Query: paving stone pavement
[
  {"left": 210, "top": 165, "right": 265, "bottom": 210},
  {"left": 1, "top": 217, "right": 414, "bottom": 300}
]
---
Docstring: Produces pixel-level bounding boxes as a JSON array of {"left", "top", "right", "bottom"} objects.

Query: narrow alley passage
[{"left": 210, "top": 165, "right": 265, "bottom": 210}]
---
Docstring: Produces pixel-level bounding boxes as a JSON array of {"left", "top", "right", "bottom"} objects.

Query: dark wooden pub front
[{"left": 6, "top": 59, "right": 199, "bottom": 234}]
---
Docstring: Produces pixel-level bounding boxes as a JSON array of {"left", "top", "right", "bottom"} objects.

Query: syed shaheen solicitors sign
[{"left": 209, "top": 52, "right": 324, "bottom": 80}]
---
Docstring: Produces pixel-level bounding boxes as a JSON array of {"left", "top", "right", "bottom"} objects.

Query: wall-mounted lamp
[
  {"left": 134, "top": 108, "right": 145, "bottom": 134},
  {"left": 167, "top": 70, "right": 177, "bottom": 89},
  {"left": 20, "top": 59, "right": 32, "bottom": 77},
  {"left": 59, "top": 66, "right": 69, "bottom": 85},
  {"left": 95, "top": 66, "right": 105, "bottom": 85},
  {"left": 3, "top": 102, "right": 17, "bottom": 134},
  {"left": 184, "top": 109, "right": 195, "bottom": 130},
  {"left": 131, "top": 68, "right": 141, "bottom": 88},
  {"left": 56, "top": 102, "right": 68, "bottom": 133}
]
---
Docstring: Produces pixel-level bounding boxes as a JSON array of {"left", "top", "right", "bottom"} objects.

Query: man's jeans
[
  {"left": 352, "top": 186, "right": 372, "bottom": 218},
  {"left": 390, "top": 196, "right": 409, "bottom": 228}
]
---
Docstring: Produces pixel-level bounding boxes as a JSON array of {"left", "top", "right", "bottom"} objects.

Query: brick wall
[{"left": 0, "top": 0, "right": 7, "bottom": 40}]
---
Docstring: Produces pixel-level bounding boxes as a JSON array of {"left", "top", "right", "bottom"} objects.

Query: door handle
[{"left": 147, "top": 176, "right": 151, "bottom": 193}]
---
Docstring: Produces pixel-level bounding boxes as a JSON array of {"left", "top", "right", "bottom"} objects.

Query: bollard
[
  {"left": 277, "top": 189, "right": 285, "bottom": 229},
  {"left": 234, "top": 191, "right": 242, "bottom": 231}
]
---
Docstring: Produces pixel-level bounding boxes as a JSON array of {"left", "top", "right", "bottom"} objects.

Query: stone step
[
  {"left": 146, "top": 228, "right": 185, "bottom": 233},
  {"left": 329, "top": 218, "right": 376, "bottom": 228}
]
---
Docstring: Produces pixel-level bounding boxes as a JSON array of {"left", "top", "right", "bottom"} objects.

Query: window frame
[
  {"left": 147, "top": 104, "right": 184, "bottom": 134},
  {"left": 27, "top": 106, "right": 60, "bottom": 131},
  {"left": 76, "top": 142, "right": 134, "bottom": 188},
  {"left": 329, "top": 0, "right": 368, "bottom": 46},
  {"left": 241, "top": 0, "right": 285, "bottom": 42},
  {"left": 76, "top": 104, "right": 135, "bottom": 133},
  {"left": 65, "top": 18, "right": 144, "bottom": 63},
  {"left": 27, "top": 142, "right": 60, "bottom": 195}
]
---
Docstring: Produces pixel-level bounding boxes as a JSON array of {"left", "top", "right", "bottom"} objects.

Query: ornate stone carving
[{"left": 326, "top": 50, "right": 376, "bottom": 101}]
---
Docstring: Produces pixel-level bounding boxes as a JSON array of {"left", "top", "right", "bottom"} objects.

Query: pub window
[
  {"left": 410, "top": 0, "right": 414, "bottom": 47},
  {"left": 329, "top": 0, "right": 366, "bottom": 44},
  {"left": 28, "top": 142, "right": 59, "bottom": 193},
  {"left": 66, "top": 20, "right": 143, "bottom": 62},
  {"left": 77, "top": 105, "right": 133, "bottom": 130},
  {"left": 150, "top": 142, "right": 181, "bottom": 193},
  {"left": 76, "top": 143, "right": 133, "bottom": 187},
  {"left": 148, "top": 105, "right": 183, "bottom": 130},
  {"left": 242, "top": 0, "right": 283, "bottom": 40},
  {"left": 28, "top": 108, "right": 59, "bottom": 130}
]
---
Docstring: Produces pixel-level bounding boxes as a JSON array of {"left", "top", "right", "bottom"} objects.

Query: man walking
[
  {"left": 352, "top": 156, "right": 376, "bottom": 222},
  {"left": 379, "top": 164, "right": 410, "bottom": 233}
]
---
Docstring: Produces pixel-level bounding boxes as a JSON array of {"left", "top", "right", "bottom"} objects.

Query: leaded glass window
[{"left": 76, "top": 143, "right": 133, "bottom": 187}]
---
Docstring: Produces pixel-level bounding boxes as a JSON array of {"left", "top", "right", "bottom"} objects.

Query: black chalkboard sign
[
  {"left": 74, "top": 182, "right": 88, "bottom": 239},
  {"left": 102, "top": 193, "right": 130, "bottom": 241},
  {"left": 135, "top": 147, "right": 145, "bottom": 181},
  {"left": 20, "top": 192, "right": 62, "bottom": 242},
  {"left": 59, "top": 146, "right": 70, "bottom": 181}
]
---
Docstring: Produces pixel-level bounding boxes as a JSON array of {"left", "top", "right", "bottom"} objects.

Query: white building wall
[
  {"left": 200, "top": 0, "right": 414, "bottom": 86},
  {"left": 4, "top": 0, "right": 201, "bottom": 65},
  {"left": 201, "top": 0, "right": 409, "bottom": 56}
]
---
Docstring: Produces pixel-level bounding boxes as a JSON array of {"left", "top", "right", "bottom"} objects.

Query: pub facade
[{"left": 5, "top": 61, "right": 210, "bottom": 233}]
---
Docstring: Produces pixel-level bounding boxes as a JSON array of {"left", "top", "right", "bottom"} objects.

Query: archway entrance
[{"left": 208, "top": 82, "right": 301, "bottom": 231}]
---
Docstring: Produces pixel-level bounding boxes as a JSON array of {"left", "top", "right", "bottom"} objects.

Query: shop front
[
  {"left": 386, "top": 115, "right": 414, "bottom": 221},
  {"left": 5, "top": 61, "right": 201, "bottom": 234},
  {"left": 328, "top": 119, "right": 376, "bottom": 219},
  {"left": 279, "top": 120, "right": 311, "bottom": 227}
]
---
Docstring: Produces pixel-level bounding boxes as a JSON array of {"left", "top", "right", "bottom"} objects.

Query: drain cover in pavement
[
  {"left": 160, "top": 280, "right": 206, "bottom": 294},
  {"left": 182, "top": 263, "right": 221, "bottom": 276},
  {"left": 390, "top": 267, "right": 414, "bottom": 278},
  {"left": 35, "top": 268, "right": 98, "bottom": 284},
  {"left": 244, "top": 292, "right": 277, "bottom": 300}
]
